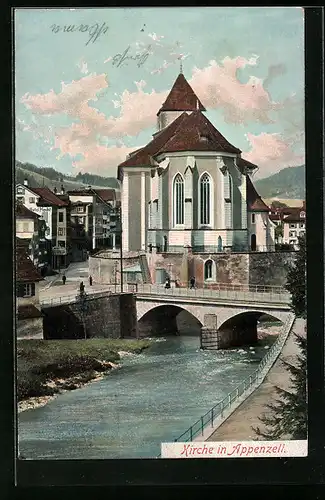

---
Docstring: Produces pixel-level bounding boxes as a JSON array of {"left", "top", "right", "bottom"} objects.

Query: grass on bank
[{"left": 17, "top": 339, "right": 152, "bottom": 402}]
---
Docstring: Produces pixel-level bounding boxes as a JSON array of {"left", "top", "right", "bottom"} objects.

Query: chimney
[
  {"left": 60, "top": 184, "right": 65, "bottom": 195},
  {"left": 23, "top": 179, "right": 28, "bottom": 187}
]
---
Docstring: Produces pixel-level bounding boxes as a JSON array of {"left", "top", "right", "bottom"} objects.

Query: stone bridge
[{"left": 135, "top": 291, "right": 292, "bottom": 349}]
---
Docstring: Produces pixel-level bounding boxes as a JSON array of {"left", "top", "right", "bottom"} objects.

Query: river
[{"left": 18, "top": 333, "right": 276, "bottom": 459}]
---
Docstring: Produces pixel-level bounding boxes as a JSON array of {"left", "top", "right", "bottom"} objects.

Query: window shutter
[
  {"left": 17, "top": 284, "right": 25, "bottom": 297},
  {"left": 31, "top": 283, "right": 36, "bottom": 296}
]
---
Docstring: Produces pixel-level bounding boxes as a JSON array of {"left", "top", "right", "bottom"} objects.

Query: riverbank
[
  {"left": 17, "top": 338, "right": 153, "bottom": 413},
  {"left": 206, "top": 318, "right": 305, "bottom": 441}
]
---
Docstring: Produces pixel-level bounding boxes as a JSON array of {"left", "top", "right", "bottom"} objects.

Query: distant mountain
[
  {"left": 254, "top": 165, "right": 305, "bottom": 200},
  {"left": 15, "top": 161, "right": 121, "bottom": 191}
]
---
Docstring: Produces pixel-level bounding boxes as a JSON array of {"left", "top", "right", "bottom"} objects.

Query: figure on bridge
[
  {"left": 165, "top": 277, "right": 171, "bottom": 289},
  {"left": 190, "top": 277, "right": 196, "bottom": 289},
  {"left": 79, "top": 281, "right": 85, "bottom": 295},
  {"left": 62, "top": 274, "right": 66, "bottom": 285}
]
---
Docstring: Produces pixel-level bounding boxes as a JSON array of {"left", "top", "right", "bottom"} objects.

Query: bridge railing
[
  {"left": 157, "top": 312, "right": 295, "bottom": 456},
  {"left": 40, "top": 282, "right": 291, "bottom": 307},
  {"left": 131, "top": 283, "right": 291, "bottom": 304},
  {"left": 40, "top": 290, "right": 112, "bottom": 307}
]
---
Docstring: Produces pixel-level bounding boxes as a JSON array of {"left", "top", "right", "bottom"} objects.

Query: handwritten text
[
  {"left": 112, "top": 45, "right": 152, "bottom": 68},
  {"left": 50, "top": 22, "right": 109, "bottom": 45}
]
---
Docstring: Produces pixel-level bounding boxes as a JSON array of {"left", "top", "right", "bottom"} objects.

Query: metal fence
[
  {"left": 40, "top": 282, "right": 291, "bottom": 307},
  {"left": 160, "top": 312, "right": 295, "bottom": 449},
  {"left": 40, "top": 290, "right": 112, "bottom": 307},
  {"left": 127, "top": 283, "right": 291, "bottom": 305},
  {"left": 156, "top": 245, "right": 297, "bottom": 254}
]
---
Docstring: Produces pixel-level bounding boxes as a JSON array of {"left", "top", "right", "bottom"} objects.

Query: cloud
[
  {"left": 21, "top": 73, "right": 109, "bottom": 116},
  {"left": 77, "top": 59, "right": 89, "bottom": 75},
  {"left": 148, "top": 32, "right": 165, "bottom": 42},
  {"left": 53, "top": 124, "right": 137, "bottom": 174},
  {"left": 189, "top": 56, "right": 285, "bottom": 125},
  {"left": 243, "top": 132, "right": 305, "bottom": 177},
  {"left": 19, "top": 54, "right": 303, "bottom": 176}
]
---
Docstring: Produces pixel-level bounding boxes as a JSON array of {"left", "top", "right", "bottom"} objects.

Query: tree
[{"left": 253, "top": 233, "right": 307, "bottom": 440}]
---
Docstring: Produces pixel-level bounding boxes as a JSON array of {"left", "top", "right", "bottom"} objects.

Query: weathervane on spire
[{"left": 179, "top": 57, "right": 183, "bottom": 74}]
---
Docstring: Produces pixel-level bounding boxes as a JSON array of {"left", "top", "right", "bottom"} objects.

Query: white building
[
  {"left": 67, "top": 187, "right": 119, "bottom": 255},
  {"left": 16, "top": 182, "right": 53, "bottom": 241},
  {"left": 283, "top": 207, "right": 306, "bottom": 248},
  {"left": 16, "top": 201, "right": 40, "bottom": 267},
  {"left": 118, "top": 72, "right": 275, "bottom": 253}
]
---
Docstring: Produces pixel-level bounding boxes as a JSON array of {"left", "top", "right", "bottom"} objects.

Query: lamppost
[{"left": 110, "top": 206, "right": 123, "bottom": 293}]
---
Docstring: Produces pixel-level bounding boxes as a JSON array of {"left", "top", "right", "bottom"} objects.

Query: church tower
[{"left": 157, "top": 72, "right": 206, "bottom": 131}]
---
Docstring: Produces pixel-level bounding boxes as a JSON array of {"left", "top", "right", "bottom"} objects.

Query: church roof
[
  {"left": 246, "top": 176, "right": 270, "bottom": 212},
  {"left": 157, "top": 73, "right": 206, "bottom": 115},
  {"left": 118, "top": 110, "right": 241, "bottom": 177},
  {"left": 118, "top": 112, "right": 189, "bottom": 171},
  {"left": 236, "top": 157, "right": 259, "bottom": 173},
  {"left": 155, "top": 110, "right": 241, "bottom": 155}
]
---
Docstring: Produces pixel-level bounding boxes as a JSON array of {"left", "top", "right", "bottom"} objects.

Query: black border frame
[{"left": 1, "top": 4, "right": 324, "bottom": 493}]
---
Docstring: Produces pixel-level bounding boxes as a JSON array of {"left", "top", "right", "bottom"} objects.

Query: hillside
[
  {"left": 16, "top": 161, "right": 121, "bottom": 192},
  {"left": 254, "top": 165, "right": 305, "bottom": 200}
]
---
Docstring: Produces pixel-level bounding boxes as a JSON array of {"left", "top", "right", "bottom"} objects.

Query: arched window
[
  {"left": 200, "top": 173, "right": 211, "bottom": 225},
  {"left": 204, "top": 259, "right": 213, "bottom": 280},
  {"left": 251, "top": 234, "right": 257, "bottom": 251},
  {"left": 173, "top": 174, "right": 184, "bottom": 225}
]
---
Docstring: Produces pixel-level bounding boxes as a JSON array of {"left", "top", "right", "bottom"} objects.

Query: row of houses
[
  {"left": 16, "top": 180, "right": 120, "bottom": 273},
  {"left": 269, "top": 201, "right": 306, "bottom": 247}
]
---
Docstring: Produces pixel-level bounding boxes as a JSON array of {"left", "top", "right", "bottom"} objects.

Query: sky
[{"left": 15, "top": 7, "right": 305, "bottom": 180}]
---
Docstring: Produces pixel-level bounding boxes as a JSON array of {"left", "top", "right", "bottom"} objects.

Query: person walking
[
  {"left": 190, "top": 276, "right": 196, "bottom": 289},
  {"left": 89, "top": 275, "right": 93, "bottom": 286},
  {"left": 62, "top": 274, "right": 66, "bottom": 285},
  {"left": 165, "top": 277, "right": 171, "bottom": 289},
  {"left": 79, "top": 281, "right": 85, "bottom": 294}
]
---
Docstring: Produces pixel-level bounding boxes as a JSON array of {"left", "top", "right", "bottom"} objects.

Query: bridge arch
[
  {"left": 218, "top": 309, "right": 286, "bottom": 331},
  {"left": 137, "top": 303, "right": 203, "bottom": 337},
  {"left": 216, "top": 310, "right": 286, "bottom": 349}
]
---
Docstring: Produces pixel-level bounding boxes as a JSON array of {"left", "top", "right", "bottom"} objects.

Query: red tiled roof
[
  {"left": 246, "top": 177, "right": 269, "bottom": 212},
  {"left": 30, "top": 187, "right": 69, "bottom": 206},
  {"left": 157, "top": 73, "right": 206, "bottom": 114},
  {"left": 118, "top": 112, "right": 189, "bottom": 170},
  {"left": 236, "top": 157, "right": 259, "bottom": 173},
  {"left": 16, "top": 245, "right": 43, "bottom": 283},
  {"left": 155, "top": 111, "right": 241, "bottom": 155},
  {"left": 94, "top": 189, "right": 116, "bottom": 202},
  {"left": 16, "top": 202, "right": 40, "bottom": 219},
  {"left": 18, "top": 304, "right": 43, "bottom": 320},
  {"left": 67, "top": 188, "right": 116, "bottom": 205},
  {"left": 118, "top": 111, "right": 241, "bottom": 176},
  {"left": 269, "top": 213, "right": 281, "bottom": 221},
  {"left": 283, "top": 209, "right": 306, "bottom": 223}
]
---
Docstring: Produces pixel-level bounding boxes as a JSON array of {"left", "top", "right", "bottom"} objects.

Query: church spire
[{"left": 157, "top": 73, "right": 206, "bottom": 115}]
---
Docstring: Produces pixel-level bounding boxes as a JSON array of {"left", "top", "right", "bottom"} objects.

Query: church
[{"left": 117, "top": 71, "right": 275, "bottom": 256}]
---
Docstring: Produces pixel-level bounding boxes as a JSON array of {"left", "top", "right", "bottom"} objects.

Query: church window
[
  {"left": 200, "top": 173, "right": 211, "bottom": 225},
  {"left": 173, "top": 174, "right": 184, "bottom": 225},
  {"left": 204, "top": 259, "right": 213, "bottom": 280}
]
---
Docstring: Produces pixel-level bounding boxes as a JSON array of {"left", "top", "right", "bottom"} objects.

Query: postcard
[{"left": 15, "top": 7, "right": 307, "bottom": 464}]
